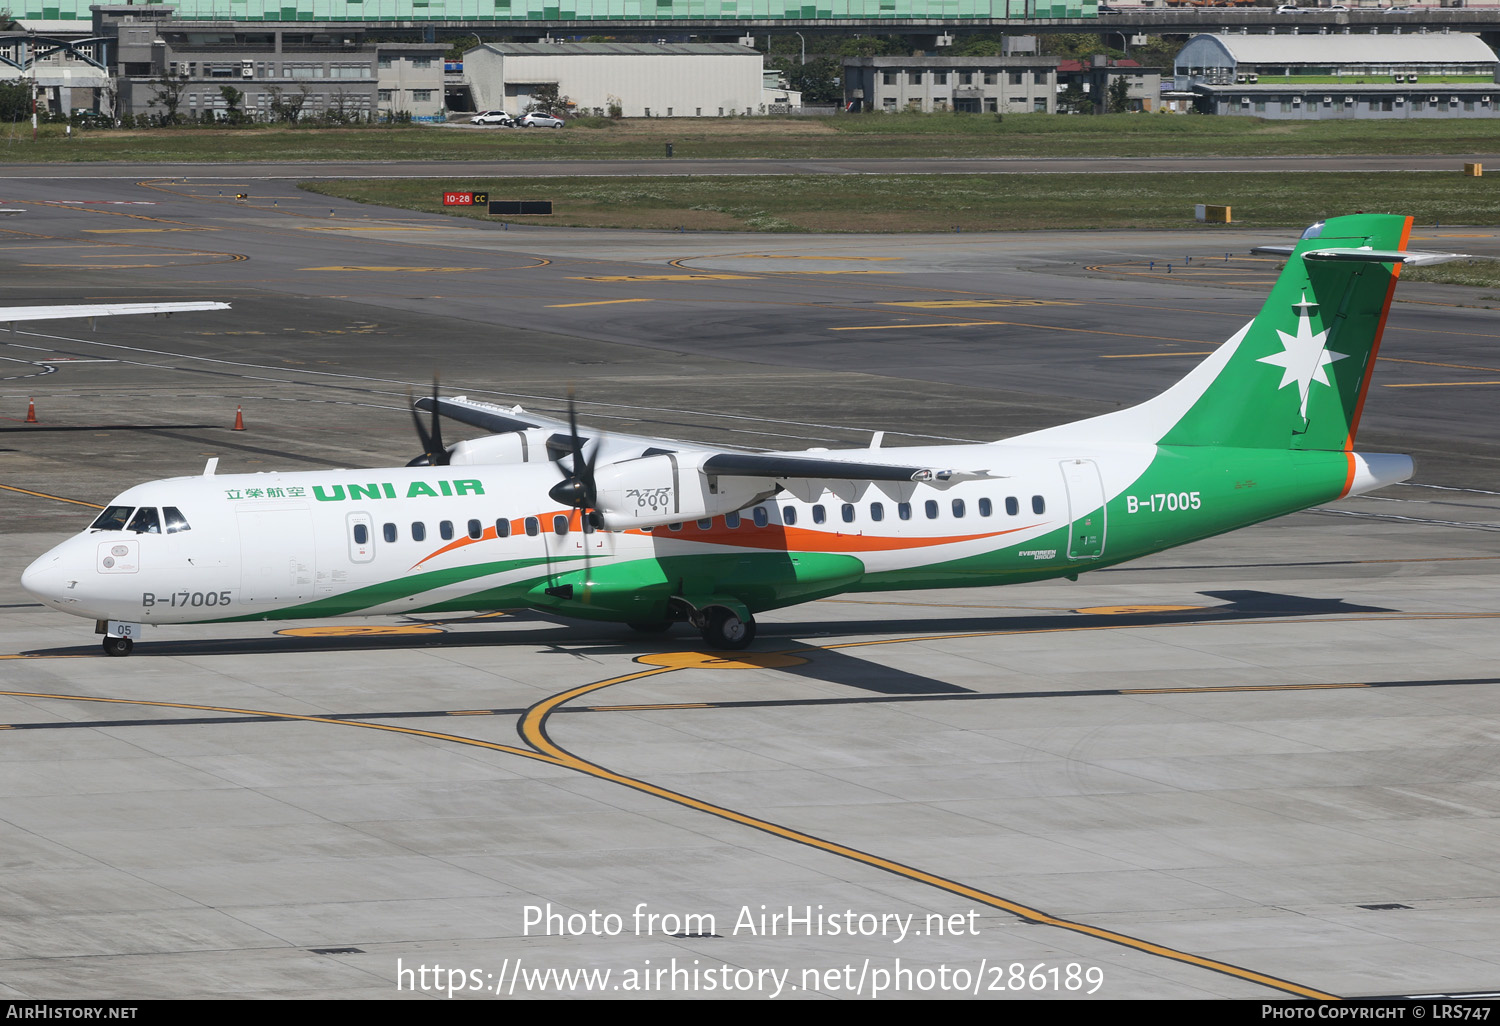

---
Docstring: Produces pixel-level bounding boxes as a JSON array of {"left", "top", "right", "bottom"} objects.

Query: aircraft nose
[{"left": 21, "top": 550, "right": 65, "bottom": 603}]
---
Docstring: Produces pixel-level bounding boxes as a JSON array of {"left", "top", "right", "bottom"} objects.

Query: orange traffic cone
[
  {"left": 232, "top": 405, "right": 245, "bottom": 431},
  {"left": 24, "top": 397, "right": 36, "bottom": 423}
]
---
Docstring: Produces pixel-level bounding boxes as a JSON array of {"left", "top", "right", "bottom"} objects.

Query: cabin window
[
  {"left": 753, "top": 506, "right": 769, "bottom": 528},
  {"left": 1032, "top": 495, "right": 1046, "bottom": 515},
  {"left": 412, "top": 521, "right": 427, "bottom": 542},
  {"left": 782, "top": 506, "right": 797, "bottom": 526},
  {"left": 924, "top": 500, "right": 939, "bottom": 520},
  {"left": 1005, "top": 496, "right": 1019, "bottom": 516},
  {"left": 870, "top": 502, "right": 884, "bottom": 522},
  {"left": 725, "top": 511, "right": 740, "bottom": 529},
  {"left": 467, "top": 519, "right": 482, "bottom": 540},
  {"left": 952, "top": 499, "right": 966, "bottom": 518},
  {"left": 90, "top": 506, "right": 134, "bottom": 531},
  {"left": 978, "top": 498, "right": 992, "bottom": 518},
  {"left": 668, "top": 522, "right": 683, "bottom": 531},
  {"left": 841, "top": 503, "right": 855, "bottom": 523},
  {"left": 494, "top": 519, "right": 510, "bottom": 538},
  {"left": 697, "top": 517, "right": 713, "bottom": 530},
  {"left": 898, "top": 502, "right": 912, "bottom": 521},
  {"left": 383, "top": 523, "right": 397, "bottom": 543},
  {"left": 353, "top": 523, "right": 369, "bottom": 545},
  {"left": 812, "top": 504, "right": 826, "bottom": 525},
  {"left": 440, "top": 520, "right": 454, "bottom": 541},
  {"left": 127, "top": 507, "right": 161, "bottom": 534},
  {"left": 162, "top": 507, "right": 191, "bottom": 533},
  {"left": 554, "top": 515, "right": 570, "bottom": 535},
  {"left": 524, "top": 516, "right": 539, "bottom": 537}
]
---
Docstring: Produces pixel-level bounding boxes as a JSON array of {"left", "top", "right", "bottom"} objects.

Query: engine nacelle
[
  {"left": 594, "top": 452, "right": 771, "bottom": 530},
  {"left": 447, "top": 428, "right": 556, "bottom": 466}
]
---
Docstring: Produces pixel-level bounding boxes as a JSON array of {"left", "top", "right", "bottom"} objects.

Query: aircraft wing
[
  {"left": 1, "top": 301, "right": 232, "bottom": 323},
  {"left": 700, "top": 452, "right": 983, "bottom": 483},
  {"left": 415, "top": 395, "right": 553, "bottom": 435}
]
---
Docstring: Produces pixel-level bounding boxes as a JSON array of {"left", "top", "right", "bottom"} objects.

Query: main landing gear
[{"left": 698, "top": 606, "right": 756, "bottom": 651}]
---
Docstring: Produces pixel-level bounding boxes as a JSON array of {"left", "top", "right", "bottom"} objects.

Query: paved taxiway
[{"left": 3, "top": 169, "right": 1500, "bottom": 999}]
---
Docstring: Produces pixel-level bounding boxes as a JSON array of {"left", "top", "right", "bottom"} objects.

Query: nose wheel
[{"left": 102, "top": 636, "right": 134, "bottom": 657}]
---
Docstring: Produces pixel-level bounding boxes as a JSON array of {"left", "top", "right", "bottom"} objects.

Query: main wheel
[
  {"left": 700, "top": 607, "right": 755, "bottom": 650},
  {"left": 102, "top": 636, "right": 134, "bottom": 657}
]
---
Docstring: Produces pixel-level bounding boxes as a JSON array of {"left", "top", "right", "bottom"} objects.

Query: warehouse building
[
  {"left": 1177, "top": 31, "right": 1500, "bottom": 118},
  {"left": 464, "top": 42, "right": 794, "bottom": 118},
  {"left": 90, "top": 5, "right": 445, "bottom": 121},
  {"left": 843, "top": 55, "right": 1062, "bottom": 113}
]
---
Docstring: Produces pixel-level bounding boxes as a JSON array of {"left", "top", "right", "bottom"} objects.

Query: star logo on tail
[{"left": 1257, "top": 294, "right": 1348, "bottom": 418}]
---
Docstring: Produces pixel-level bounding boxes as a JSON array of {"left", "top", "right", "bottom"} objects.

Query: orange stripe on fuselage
[
  {"left": 407, "top": 509, "right": 1046, "bottom": 569},
  {"left": 633, "top": 520, "right": 1043, "bottom": 553}
]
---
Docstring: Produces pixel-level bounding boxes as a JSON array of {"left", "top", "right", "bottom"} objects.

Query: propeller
[
  {"left": 406, "top": 379, "right": 450, "bottom": 467},
  {"left": 547, "top": 391, "right": 598, "bottom": 515},
  {"left": 545, "top": 391, "right": 602, "bottom": 600}
]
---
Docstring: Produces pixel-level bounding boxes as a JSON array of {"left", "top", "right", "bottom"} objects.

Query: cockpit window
[
  {"left": 162, "top": 507, "right": 191, "bottom": 534},
  {"left": 90, "top": 506, "right": 134, "bottom": 531},
  {"left": 127, "top": 507, "right": 161, "bottom": 534}
]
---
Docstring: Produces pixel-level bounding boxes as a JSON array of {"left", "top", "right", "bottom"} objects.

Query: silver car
[{"left": 520, "top": 112, "right": 565, "bottom": 128}]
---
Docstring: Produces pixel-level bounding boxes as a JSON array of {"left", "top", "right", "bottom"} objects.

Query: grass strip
[
  {"left": 300, "top": 171, "right": 1500, "bottom": 233},
  {"left": 4, "top": 114, "right": 1500, "bottom": 163}
]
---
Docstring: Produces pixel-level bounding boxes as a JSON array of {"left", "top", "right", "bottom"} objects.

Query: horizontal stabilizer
[
  {"left": 1252, "top": 245, "right": 1472, "bottom": 266},
  {"left": 2, "top": 301, "right": 231, "bottom": 322},
  {"left": 1304, "top": 247, "right": 1473, "bottom": 266}
]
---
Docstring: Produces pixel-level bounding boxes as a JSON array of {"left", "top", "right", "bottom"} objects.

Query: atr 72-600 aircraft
[{"left": 22, "top": 214, "right": 1459, "bottom": 655}]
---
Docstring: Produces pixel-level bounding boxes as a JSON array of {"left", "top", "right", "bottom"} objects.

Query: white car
[
  {"left": 1275, "top": 4, "right": 1302, "bottom": 11},
  {"left": 520, "top": 112, "right": 565, "bottom": 128},
  {"left": 472, "top": 110, "right": 515, "bottom": 127}
]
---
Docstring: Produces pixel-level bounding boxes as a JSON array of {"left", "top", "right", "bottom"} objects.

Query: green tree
[
  {"left": 953, "top": 35, "right": 1007, "bottom": 57},
  {"left": 832, "top": 36, "right": 904, "bottom": 57},
  {"left": 1042, "top": 33, "right": 1123, "bottom": 60},
  {"left": 524, "top": 82, "right": 572, "bottom": 117},
  {"left": 785, "top": 56, "right": 842, "bottom": 105},
  {"left": 218, "top": 85, "right": 249, "bottom": 124},
  {"left": 266, "top": 84, "right": 310, "bottom": 124},
  {"left": 1108, "top": 75, "right": 1132, "bottom": 114},
  {"left": 149, "top": 71, "right": 190, "bottom": 126},
  {"left": 0, "top": 80, "right": 28, "bottom": 121},
  {"left": 1057, "top": 84, "right": 1093, "bottom": 115}
]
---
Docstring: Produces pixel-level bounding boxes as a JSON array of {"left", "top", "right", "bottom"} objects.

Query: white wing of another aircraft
[{"left": 1, "top": 302, "right": 232, "bottom": 325}]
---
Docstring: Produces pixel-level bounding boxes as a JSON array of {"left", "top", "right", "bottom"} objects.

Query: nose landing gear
[{"left": 102, "top": 635, "right": 134, "bottom": 657}]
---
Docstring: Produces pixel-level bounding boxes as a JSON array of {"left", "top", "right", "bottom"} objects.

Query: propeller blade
[
  {"left": 408, "top": 380, "right": 451, "bottom": 467},
  {"left": 428, "top": 379, "right": 449, "bottom": 467}
]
